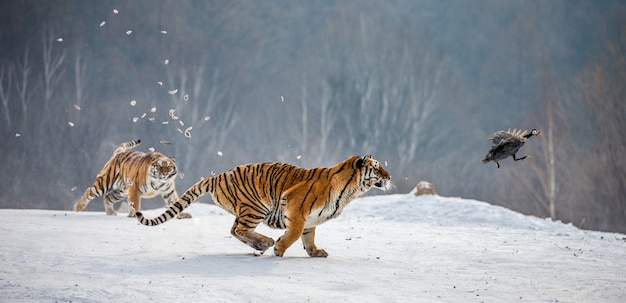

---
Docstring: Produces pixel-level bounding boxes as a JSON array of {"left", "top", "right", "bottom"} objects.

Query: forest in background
[{"left": 0, "top": 0, "right": 624, "bottom": 233}]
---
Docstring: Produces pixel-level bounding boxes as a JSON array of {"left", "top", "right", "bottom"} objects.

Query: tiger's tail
[
  {"left": 136, "top": 177, "right": 213, "bottom": 226},
  {"left": 114, "top": 139, "right": 141, "bottom": 154}
]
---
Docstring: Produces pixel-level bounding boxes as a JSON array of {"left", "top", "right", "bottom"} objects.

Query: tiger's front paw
[
  {"left": 306, "top": 248, "right": 328, "bottom": 258},
  {"left": 274, "top": 246, "right": 285, "bottom": 257},
  {"left": 274, "top": 237, "right": 286, "bottom": 257},
  {"left": 126, "top": 208, "right": 137, "bottom": 217}
]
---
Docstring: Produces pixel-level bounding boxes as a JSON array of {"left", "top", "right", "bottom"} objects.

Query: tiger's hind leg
[
  {"left": 104, "top": 190, "right": 126, "bottom": 216},
  {"left": 75, "top": 180, "right": 106, "bottom": 212},
  {"left": 74, "top": 189, "right": 95, "bottom": 212},
  {"left": 230, "top": 216, "right": 275, "bottom": 254}
]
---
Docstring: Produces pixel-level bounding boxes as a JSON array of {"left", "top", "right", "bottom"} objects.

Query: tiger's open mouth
[{"left": 160, "top": 172, "right": 176, "bottom": 180}]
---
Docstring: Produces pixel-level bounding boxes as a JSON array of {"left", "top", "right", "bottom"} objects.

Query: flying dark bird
[{"left": 482, "top": 128, "right": 541, "bottom": 168}]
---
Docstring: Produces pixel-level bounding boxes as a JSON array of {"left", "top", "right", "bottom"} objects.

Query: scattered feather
[
  {"left": 99, "top": 21, "right": 106, "bottom": 27},
  {"left": 178, "top": 120, "right": 184, "bottom": 127},
  {"left": 68, "top": 122, "right": 74, "bottom": 127},
  {"left": 159, "top": 140, "right": 171, "bottom": 145},
  {"left": 126, "top": 30, "right": 132, "bottom": 35},
  {"left": 132, "top": 117, "right": 139, "bottom": 123},
  {"left": 150, "top": 107, "right": 156, "bottom": 113},
  {"left": 148, "top": 117, "right": 156, "bottom": 122},
  {"left": 204, "top": 116, "right": 210, "bottom": 121},
  {"left": 130, "top": 100, "right": 136, "bottom": 106},
  {"left": 113, "top": 9, "right": 119, "bottom": 14},
  {"left": 296, "top": 155, "right": 302, "bottom": 160},
  {"left": 161, "top": 30, "right": 167, "bottom": 34},
  {"left": 164, "top": 59, "right": 169, "bottom": 65},
  {"left": 168, "top": 109, "right": 178, "bottom": 120},
  {"left": 184, "top": 127, "right": 192, "bottom": 138},
  {"left": 281, "top": 96, "right": 285, "bottom": 102},
  {"left": 15, "top": 133, "right": 21, "bottom": 137},
  {"left": 140, "top": 113, "right": 146, "bottom": 119},
  {"left": 217, "top": 151, "right": 223, "bottom": 156},
  {"left": 56, "top": 38, "right": 63, "bottom": 42},
  {"left": 158, "top": 81, "right": 163, "bottom": 86},
  {"left": 70, "top": 186, "right": 78, "bottom": 192},
  {"left": 162, "top": 121, "right": 169, "bottom": 125},
  {"left": 148, "top": 147, "right": 155, "bottom": 152},
  {"left": 179, "top": 173, "right": 185, "bottom": 179},
  {"left": 211, "top": 171, "right": 216, "bottom": 176},
  {"left": 177, "top": 128, "right": 183, "bottom": 134},
  {"left": 74, "top": 104, "right": 81, "bottom": 111},
  {"left": 168, "top": 89, "right": 178, "bottom": 95}
]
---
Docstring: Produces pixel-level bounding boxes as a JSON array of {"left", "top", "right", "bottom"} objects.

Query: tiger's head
[
  {"left": 355, "top": 155, "right": 392, "bottom": 191},
  {"left": 149, "top": 153, "right": 178, "bottom": 181}
]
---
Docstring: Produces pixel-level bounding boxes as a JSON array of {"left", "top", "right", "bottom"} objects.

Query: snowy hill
[{"left": 1, "top": 192, "right": 624, "bottom": 302}]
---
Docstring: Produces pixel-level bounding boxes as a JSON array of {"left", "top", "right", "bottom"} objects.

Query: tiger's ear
[
  {"left": 170, "top": 157, "right": 176, "bottom": 163},
  {"left": 356, "top": 155, "right": 371, "bottom": 169}
]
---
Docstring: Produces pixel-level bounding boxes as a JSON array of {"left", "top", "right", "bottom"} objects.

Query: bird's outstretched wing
[
  {"left": 489, "top": 130, "right": 513, "bottom": 145},
  {"left": 488, "top": 128, "right": 529, "bottom": 145}
]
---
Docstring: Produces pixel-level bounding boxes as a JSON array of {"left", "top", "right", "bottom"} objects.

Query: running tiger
[
  {"left": 136, "top": 155, "right": 392, "bottom": 257},
  {"left": 74, "top": 139, "right": 191, "bottom": 219}
]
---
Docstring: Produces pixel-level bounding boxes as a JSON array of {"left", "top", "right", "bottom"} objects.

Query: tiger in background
[
  {"left": 74, "top": 139, "right": 191, "bottom": 219},
  {"left": 137, "top": 155, "right": 392, "bottom": 257}
]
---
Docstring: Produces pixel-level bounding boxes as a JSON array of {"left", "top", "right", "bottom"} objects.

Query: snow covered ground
[{"left": 1, "top": 191, "right": 624, "bottom": 303}]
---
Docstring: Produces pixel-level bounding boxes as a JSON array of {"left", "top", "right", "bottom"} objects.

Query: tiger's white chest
[
  {"left": 305, "top": 205, "right": 344, "bottom": 228},
  {"left": 304, "top": 191, "right": 352, "bottom": 228},
  {"left": 136, "top": 178, "right": 173, "bottom": 198}
]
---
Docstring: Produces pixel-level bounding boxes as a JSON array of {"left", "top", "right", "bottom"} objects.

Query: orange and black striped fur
[
  {"left": 137, "top": 155, "right": 392, "bottom": 257},
  {"left": 74, "top": 139, "right": 191, "bottom": 219}
]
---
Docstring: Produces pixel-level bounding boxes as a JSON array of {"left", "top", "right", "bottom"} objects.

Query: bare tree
[
  {"left": 576, "top": 27, "right": 626, "bottom": 231},
  {"left": 164, "top": 57, "right": 239, "bottom": 176},
  {"left": 73, "top": 47, "right": 88, "bottom": 108},
  {"left": 35, "top": 29, "right": 67, "bottom": 163},
  {"left": 41, "top": 29, "right": 66, "bottom": 106},
  {"left": 12, "top": 47, "right": 32, "bottom": 133},
  {"left": 0, "top": 64, "right": 12, "bottom": 129}
]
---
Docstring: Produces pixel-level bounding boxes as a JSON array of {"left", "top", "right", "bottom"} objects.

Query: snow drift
[{"left": 1, "top": 192, "right": 624, "bottom": 302}]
